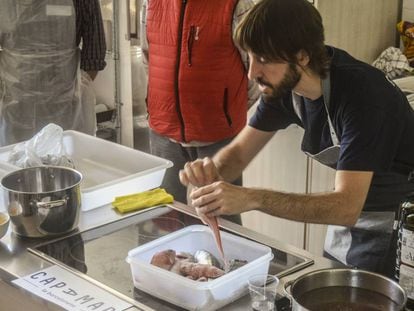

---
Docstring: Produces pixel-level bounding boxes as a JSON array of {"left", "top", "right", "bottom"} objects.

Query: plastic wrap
[
  {"left": 7, "top": 123, "right": 74, "bottom": 168},
  {"left": 0, "top": 0, "right": 83, "bottom": 146},
  {"left": 80, "top": 70, "right": 97, "bottom": 135}
]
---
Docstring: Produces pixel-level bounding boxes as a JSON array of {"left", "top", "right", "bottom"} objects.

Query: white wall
[{"left": 403, "top": 0, "right": 414, "bottom": 21}]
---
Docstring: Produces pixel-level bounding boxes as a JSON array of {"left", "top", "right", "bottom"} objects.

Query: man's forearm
[
  {"left": 213, "top": 144, "right": 246, "bottom": 183},
  {"left": 87, "top": 70, "right": 98, "bottom": 81},
  {"left": 246, "top": 188, "right": 361, "bottom": 226}
]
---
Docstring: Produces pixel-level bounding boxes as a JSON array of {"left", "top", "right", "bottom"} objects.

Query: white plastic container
[
  {"left": 0, "top": 130, "right": 172, "bottom": 211},
  {"left": 126, "top": 225, "right": 274, "bottom": 311}
]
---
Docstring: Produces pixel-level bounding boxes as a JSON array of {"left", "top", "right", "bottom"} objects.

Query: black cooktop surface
[{"left": 30, "top": 206, "right": 310, "bottom": 310}]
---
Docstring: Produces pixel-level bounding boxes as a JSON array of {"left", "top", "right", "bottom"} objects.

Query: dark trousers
[{"left": 149, "top": 129, "right": 242, "bottom": 224}]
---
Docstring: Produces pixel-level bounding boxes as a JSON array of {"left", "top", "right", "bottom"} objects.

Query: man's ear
[{"left": 296, "top": 50, "right": 310, "bottom": 67}]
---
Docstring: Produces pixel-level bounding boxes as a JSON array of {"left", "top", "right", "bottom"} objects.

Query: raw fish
[
  {"left": 227, "top": 259, "right": 248, "bottom": 272},
  {"left": 194, "top": 250, "right": 221, "bottom": 268},
  {"left": 176, "top": 251, "right": 195, "bottom": 262},
  {"left": 150, "top": 249, "right": 176, "bottom": 270},
  {"left": 179, "top": 261, "right": 225, "bottom": 279},
  {"left": 150, "top": 249, "right": 225, "bottom": 281}
]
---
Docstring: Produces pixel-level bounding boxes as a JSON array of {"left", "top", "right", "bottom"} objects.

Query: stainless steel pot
[
  {"left": 285, "top": 268, "right": 407, "bottom": 311},
  {"left": 1, "top": 166, "right": 82, "bottom": 238}
]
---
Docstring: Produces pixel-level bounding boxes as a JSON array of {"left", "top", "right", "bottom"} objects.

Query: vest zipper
[
  {"left": 188, "top": 26, "right": 199, "bottom": 66},
  {"left": 175, "top": 0, "right": 188, "bottom": 142},
  {"left": 223, "top": 88, "right": 232, "bottom": 126},
  {"left": 187, "top": 25, "right": 195, "bottom": 66}
]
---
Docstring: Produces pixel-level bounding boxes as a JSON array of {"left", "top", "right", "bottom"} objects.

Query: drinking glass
[{"left": 248, "top": 274, "right": 279, "bottom": 311}]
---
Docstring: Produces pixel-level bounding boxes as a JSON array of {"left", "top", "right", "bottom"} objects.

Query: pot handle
[
  {"left": 36, "top": 197, "right": 68, "bottom": 209},
  {"left": 282, "top": 279, "right": 294, "bottom": 303}
]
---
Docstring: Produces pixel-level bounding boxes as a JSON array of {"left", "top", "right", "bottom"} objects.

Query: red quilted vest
[{"left": 146, "top": 0, "right": 248, "bottom": 143}]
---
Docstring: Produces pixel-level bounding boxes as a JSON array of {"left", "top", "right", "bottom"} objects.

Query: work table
[{"left": 0, "top": 201, "right": 340, "bottom": 310}]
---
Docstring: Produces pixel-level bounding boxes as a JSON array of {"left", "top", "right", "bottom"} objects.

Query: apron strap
[{"left": 321, "top": 72, "right": 340, "bottom": 146}]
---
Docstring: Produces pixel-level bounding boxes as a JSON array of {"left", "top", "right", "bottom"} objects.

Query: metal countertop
[{"left": 0, "top": 201, "right": 340, "bottom": 310}]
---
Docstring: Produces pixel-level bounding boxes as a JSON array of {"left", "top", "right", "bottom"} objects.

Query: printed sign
[{"left": 12, "top": 265, "right": 133, "bottom": 311}]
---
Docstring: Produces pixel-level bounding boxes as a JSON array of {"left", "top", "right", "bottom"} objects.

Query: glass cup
[{"left": 248, "top": 274, "right": 279, "bottom": 311}]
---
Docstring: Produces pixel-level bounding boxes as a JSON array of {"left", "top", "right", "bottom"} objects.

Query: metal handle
[
  {"left": 36, "top": 198, "right": 68, "bottom": 209},
  {"left": 282, "top": 279, "right": 294, "bottom": 303}
]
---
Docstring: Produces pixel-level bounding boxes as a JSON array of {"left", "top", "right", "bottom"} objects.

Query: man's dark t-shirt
[
  {"left": 249, "top": 46, "right": 414, "bottom": 212},
  {"left": 249, "top": 46, "right": 414, "bottom": 274}
]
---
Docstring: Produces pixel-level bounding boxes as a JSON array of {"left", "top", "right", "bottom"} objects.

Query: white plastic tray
[
  {"left": 0, "top": 130, "right": 173, "bottom": 211},
  {"left": 126, "top": 225, "right": 273, "bottom": 311}
]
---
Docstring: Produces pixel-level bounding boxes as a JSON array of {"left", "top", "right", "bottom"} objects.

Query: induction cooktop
[{"left": 29, "top": 206, "right": 312, "bottom": 310}]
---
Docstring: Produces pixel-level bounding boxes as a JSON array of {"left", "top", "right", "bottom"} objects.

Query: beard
[{"left": 256, "top": 63, "right": 301, "bottom": 102}]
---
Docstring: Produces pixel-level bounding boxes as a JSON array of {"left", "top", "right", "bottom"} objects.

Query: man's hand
[
  {"left": 179, "top": 157, "right": 221, "bottom": 187},
  {"left": 189, "top": 181, "right": 250, "bottom": 219},
  {"left": 86, "top": 70, "right": 98, "bottom": 81}
]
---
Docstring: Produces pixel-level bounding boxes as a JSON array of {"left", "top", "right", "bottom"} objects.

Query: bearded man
[{"left": 179, "top": 0, "right": 414, "bottom": 278}]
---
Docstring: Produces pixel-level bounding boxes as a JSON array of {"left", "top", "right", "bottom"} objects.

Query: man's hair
[{"left": 236, "top": 0, "right": 330, "bottom": 78}]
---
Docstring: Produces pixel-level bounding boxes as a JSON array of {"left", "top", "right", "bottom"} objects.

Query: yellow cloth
[{"left": 112, "top": 188, "right": 174, "bottom": 214}]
